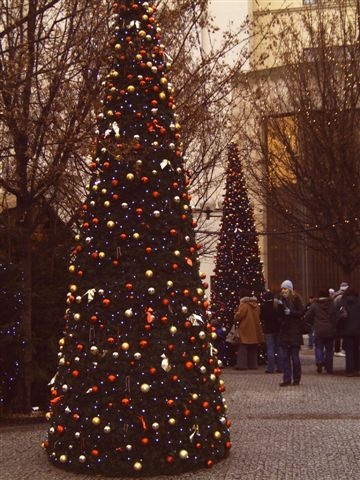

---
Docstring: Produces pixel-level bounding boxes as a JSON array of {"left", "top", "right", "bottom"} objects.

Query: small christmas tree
[
  {"left": 44, "top": 1, "right": 230, "bottom": 476},
  {"left": 211, "top": 143, "right": 265, "bottom": 338}
]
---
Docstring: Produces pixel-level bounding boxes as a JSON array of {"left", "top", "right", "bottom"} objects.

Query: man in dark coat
[
  {"left": 334, "top": 288, "right": 360, "bottom": 376},
  {"left": 304, "top": 289, "right": 336, "bottom": 374}
]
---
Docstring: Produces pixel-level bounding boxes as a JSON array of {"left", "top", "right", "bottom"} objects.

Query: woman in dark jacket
[
  {"left": 304, "top": 289, "right": 336, "bottom": 374},
  {"left": 277, "top": 280, "right": 305, "bottom": 386},
  {"left": 335, "top": 288, "right": 360, "bottom": 376}
]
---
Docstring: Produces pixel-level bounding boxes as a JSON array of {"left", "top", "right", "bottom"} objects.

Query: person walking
[
  {"left": 234, "top": 288, "right": 264, "bottom": 370},
  {"left": 304, "top": 289, "right": 336, "bottom": 374},
  {"left": 334, "top": 287, "right": 360, "bottom": 377},
  {"left": 277, "top": 280, "right": 305, "bottom": 386},
  {"left": 260, "top": 290, "right": 282, "bottom": 373}
]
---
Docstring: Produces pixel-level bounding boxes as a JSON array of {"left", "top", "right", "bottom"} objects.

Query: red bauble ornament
[
  {"left": 185, "top": 361, "right": 194, "bottom": 370},
  {"left": 102, "top": 298, "right": 111, "bottom": 307},
  {"left": 139, "top": 340, "right": 148, "bottom": 349},
  {"left": 108, "top": 374, "right": 116, "bottom": 382}
]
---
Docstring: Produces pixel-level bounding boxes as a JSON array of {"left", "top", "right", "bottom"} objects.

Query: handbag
[{"left": 226, "top": 324, "right": 240, "bottom": 344}]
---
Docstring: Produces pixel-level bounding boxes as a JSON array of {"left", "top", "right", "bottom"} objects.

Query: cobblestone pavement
[{"left": 2, "top": 348, "right": 360, "bottom": 480}]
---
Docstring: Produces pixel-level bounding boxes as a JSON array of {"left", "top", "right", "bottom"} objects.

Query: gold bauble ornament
[
  {"left": 107, "top": 221, "right": 115, "bottom": 229},
  {"left": 68, "top": 265, "right": 76, "bottom": 273},
  {"left": 159, "top": 92, "right": 166, "bottom": 100},
  {"left": 59, "top": 338, "right": 65, "bottom": 346},
  {"left": 167, "top": 280, "right": 174, "bottom": 288},
  {"left": 160, "top": 77, "right": 168, "bottom": 85},
  {"left": 59, "top": 455, "right": 68, "bottom": 463},
  {"left": 139, "top": 30, "right": 146, "bottom": 37},
  {"left": 140, "top": 383, "right": 150, "bottom": 393},
  {"left": 126, "top": 173, "right": 135, "bottom": 181},
  {"left": 121, "top": 342, "right": 130, "bottom": 351},
  {"left": 101, "top": 188, "right": 107, "bottom": 194},
  {"left": 92, "top": 416, "right": 101, "bottom": 425},
  {"left": 99, "top": 252, "right": 106, "bottom": 259},
  {"left": 127, "top": 85, "right": 135, "bottom": 93},
  {"left": 104, "top": 201, "right": 110, "bottom": 207},
  {"left": 145, "top": 270, "right": 154, "bottom": 278},
  {"left": 125, "top": 309, "right": 133, "bottom": 318},
  {"left": 169, "top": 326, "right": 177, "bottom": 334},
  {"left": 213, "top": 431, "right": 222, "bottom": 439},
  {"left": 193, "top": 355, "right": 200, "bottom": 364},
  {"left": 133, "top": 462, "right": 142, "bottom": 471},
  {"left": 73, "top": 313, "right": 80, "bottom": 321},
  {"left": 174, "top": 250, "right": 180, "bottom": 257},
  {"left": 133, "top": 232, "right": 140, "bottom": 240},
  {"left": 114, "top": 43, "right": 121, "bottom": 50},
  {"left": 179, "top": 449, "right": 189, "bottom": 459},
  {"left": 69, "top": 284, "right": 77, "bottom": 293},
  {"left": 168, "top": 418, "right": 176, "bottom": 425}
]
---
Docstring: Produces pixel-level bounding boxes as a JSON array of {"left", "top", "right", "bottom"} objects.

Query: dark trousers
[
  {"left": 280, "top": 345, "right": 301, "bottom": 384},
  {"left": 236, "top": 344, "right": 258, "bottom": 369},
  {"left": 315, "top": 337, "right": 334, "bottom": 373},
  {"left": 342, "top": 336, "right": 360, "bottom": 374}
]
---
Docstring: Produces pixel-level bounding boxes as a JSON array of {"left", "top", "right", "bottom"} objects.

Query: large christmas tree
[
  {"left": 44, "top": 1, "right": 230, "bottom": 476},
  {"left": 211, "top": 143, "right": 265, "bottom": 336}
]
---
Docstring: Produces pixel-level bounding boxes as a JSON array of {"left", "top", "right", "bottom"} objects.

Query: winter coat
[
  {"left": 335, "top": 294, "right": 360, "bottom": 337},
  {"left": 234, "top": 296, "right": 264, "bottom": 345},
  {"left": 304, "top": 297, "right": 336, "bottom": 338},
  {"left": 278, "top": 293, "right": 305, "bottom": 346},
  {"left": 260, "top": 300, "right": 281, "bottom": 334}
]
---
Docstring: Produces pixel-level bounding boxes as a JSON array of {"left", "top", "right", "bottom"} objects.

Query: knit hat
[
  {"left": 281, "top": 280, "right": 293, "bottom": 290},
  {"left": 340, "top": 282, "right": 349, "bottom": 292}
]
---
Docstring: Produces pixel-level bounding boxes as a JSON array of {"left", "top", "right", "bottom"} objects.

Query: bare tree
[
  {"left": 237, "top": 0, "right": 360, "bottom": 277},
  {"left": 0, "top": 0, "right": 112, "bottom": 411}
]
